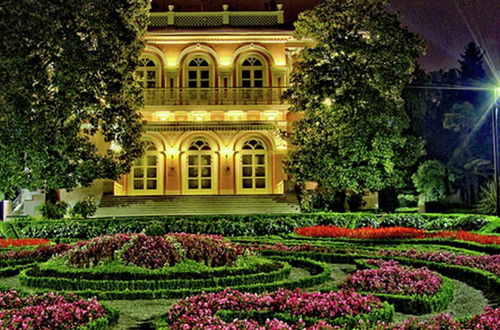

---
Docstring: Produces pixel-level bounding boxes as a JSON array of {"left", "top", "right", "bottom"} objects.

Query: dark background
[{"left": 151, "top": 0, "right": 499, "bottom": 73}]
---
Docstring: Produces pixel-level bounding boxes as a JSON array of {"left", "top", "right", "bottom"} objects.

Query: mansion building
[{"left": 4, "top": 2, "right": 378, "bottom": 218}]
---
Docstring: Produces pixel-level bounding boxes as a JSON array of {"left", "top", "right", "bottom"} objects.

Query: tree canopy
[
  {"left": 0, "top": 0, "right": 150, "bottom": 199},
  {"left": 404, "top": 41, "right": 493, "bottom": 206},
  {"left": 284, "top": 0, "right": 425, "bottom": 205}
]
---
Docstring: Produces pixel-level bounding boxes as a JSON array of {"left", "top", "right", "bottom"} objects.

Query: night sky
[{"left": 391, "top": 0, "right": 499, "bottom": 73}]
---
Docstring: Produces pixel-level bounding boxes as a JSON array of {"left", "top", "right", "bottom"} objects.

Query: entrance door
[
  {"left": 129, "top": 143, "right": 163, "bottom": 195},
  {"left": 184, "top": 139, "right": 217, "bottom": 194},
  {"left": 238, "top": 139, "right": 270, "bottom": 194}
]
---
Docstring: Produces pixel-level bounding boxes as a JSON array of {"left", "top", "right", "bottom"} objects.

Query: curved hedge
[{"left": 22, "top": 256, "right": 331, "bottom": 300}]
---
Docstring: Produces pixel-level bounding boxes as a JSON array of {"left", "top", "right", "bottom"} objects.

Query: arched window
[
  {"left": 240, "top": 57, "right": 264, "bottom": 88},
  {"left": 187, "top": 57, "right": 211, "bottom": 88},
  {"left": 186, "top": 139, "right": 214, "bottom": 192},
  {"left": 241, "top": 139, "right": 268, "bottom": 190},
  {"left": 136, "top": 57, "right": 160, "bottom": 88}
]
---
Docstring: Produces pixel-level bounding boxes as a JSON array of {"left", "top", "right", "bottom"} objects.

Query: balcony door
[
  {"left": 129, "top": 142, "right": 164, "bottom": 195},
  {"left": 237, "top": 139, "right": 270, "bottom": 194},
  {"left": 183, "top": 139, "right": 217, "bottom": 195},
  {"left": 186, "top": 57, "right": 211, "bottom": 103},
  {"left": 239, "top": 57, "right": 265, "bottom": 103}
]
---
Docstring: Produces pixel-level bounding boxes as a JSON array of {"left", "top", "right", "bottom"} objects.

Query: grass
[{"left": 393, "top": 279, "right": 489, "bottom": 323}]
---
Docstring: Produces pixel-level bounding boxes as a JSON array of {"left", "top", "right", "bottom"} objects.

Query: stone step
[{"left": 94, "top": 194, "right": 299, "bottom": 217}]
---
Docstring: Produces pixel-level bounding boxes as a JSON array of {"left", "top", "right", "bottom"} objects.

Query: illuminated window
[
  {"left": 240, "top": 57, "right": 264, "bottom": 88},
  {"left": 187, "top": 57, "right": 211, "bottom": 88},
  {"left": 136, "top": 57, "right": 160, "bottom": 88},
  {"left": 241, "top": 139, "right": 267, "bottom": 190}
]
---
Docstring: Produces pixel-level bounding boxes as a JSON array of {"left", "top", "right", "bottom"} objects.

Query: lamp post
[{"left": 493, "top": 87, "right": 500, "bottom": 216}]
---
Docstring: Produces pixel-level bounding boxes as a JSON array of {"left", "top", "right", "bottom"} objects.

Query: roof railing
[{"left": 150, "top": 4, "right": 284, "bottom": 28}]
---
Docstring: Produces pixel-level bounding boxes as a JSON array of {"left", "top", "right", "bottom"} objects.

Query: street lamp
[{"left": 493, "top": 86, "right": 500, "bottom": 216}]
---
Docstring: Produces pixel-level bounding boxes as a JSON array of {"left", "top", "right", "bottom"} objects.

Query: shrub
[
  {"left": 477, "top": 180, "right": 497, "bottom": 215},
  {"left": 0, "top": 244, "right": 73, "bottom": 262},
  {"left": 398, "top": 194, "right": 418, "bottom": 207},
  {"left": 120, "top": 234, "right": 184, "bottom": 269},
  {"left": 37, "top": 201, "right": 69, "bottom": 220},
  {"left": 412, "top": 160, "right": 447, "bottom": 203},
  {"left": 66, "top": 234, "right": 130, "bottom": 268},
  {"left": 69, "top": 197, "right": 98, "bottom": 219},
  {"left": 166, "top": 233, "right": 247, "bottom": 267},
  {"left": 378, "top": 214, "right": 426, "bottom": 229}
]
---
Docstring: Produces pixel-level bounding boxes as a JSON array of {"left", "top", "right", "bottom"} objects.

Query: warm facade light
[
  {"left": 167, "top": 147, "right": 176, "bottom": 157},
  {"left": 227, "top": 111, "right": 244, "bottom": 121},
  {"left": 264, "top": 111, "right": 278, "bottom": 121},
  {"left": 192, "top": 111, "right": 208, "bottom": 121},
  {"left": 156, "top": 112, "right": 172, "bottom": 121}
]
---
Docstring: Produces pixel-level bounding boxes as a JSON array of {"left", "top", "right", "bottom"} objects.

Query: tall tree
[
  {"left": 0, "top": 0, "right": 150, "bottom": 199},
  {"left": 444, "top": 41, "right": 491, "bottom": 206},
  {"left": 284, "top": 0, "right": 425, "bottom": 210}
]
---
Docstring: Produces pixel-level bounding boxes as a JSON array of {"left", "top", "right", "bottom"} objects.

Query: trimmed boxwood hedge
[
  {"left": 214, "top": 301, "right": 395, "bottom": 329},
  {"left": 2, "top": 212, "right": 497, "bottom": 240},
  {"left": 24, "top": 256, "right": 331, "bottom": 300},
  {"left": 20, "top": 261, "right": 292, "bottom": 291},
  {"left": 259, "top": 249, "right": 500, "bottom": 306}
]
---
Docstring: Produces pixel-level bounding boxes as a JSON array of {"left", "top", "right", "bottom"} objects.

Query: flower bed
[
  {"left": 0, "top": 290, "right": 115, "bottom": 329},
  {"left": 67, "top": 233, "right": 246, "bottom": 269},
  {"left": 368, "top": 306, "right": 500, "bottom": 329},
  {"left": 341, "top": 260, "right": 442, "bottom": 296},
  {"left": 295, "top": 226, "right": 500, "bottom": 245},
  {"left": 0, "top": 238, "right": 50, "bottom": 249},
  {"left": 164, "top": 288, "right": 393, "bottom": 329},
  {"left": 379, "top": 248, "right": 500, "bottom": 277},
  {"left": 338, "top": 259, "right": 453, "bottom": 314}
]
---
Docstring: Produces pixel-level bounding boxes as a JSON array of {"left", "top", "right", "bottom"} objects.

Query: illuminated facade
[{"left": 99, "top": 5, "right": 301, "bottom": 197}]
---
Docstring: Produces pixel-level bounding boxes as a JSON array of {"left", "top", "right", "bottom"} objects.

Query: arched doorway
[
  {"left": 182, "top": 139, "right": 218, "bottom": 194},
  {"left": 129, "top": 142, "right": 164, "bottom": 195},
  {"left": 237, "top": 138, "right": 271, "bottom": 194}
]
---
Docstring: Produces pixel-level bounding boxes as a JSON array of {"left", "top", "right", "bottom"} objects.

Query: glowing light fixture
[
  {"left": 156, "top": 112, "right": 172, "bottom": 121},
  {"left": 167, "top": 147, "right": 176, "bottom": 158},
  {"left": 192, "top": 111, "right": 207, "bottom": 121},
  {"left": 227, "top": 111, "right": 244, "bottom": 121},
  {"left": 264, "top": 111, "right": 278, "bottom": 121},
  {"left": 222, "top": 146, "right": 231, "bottom": 158}
]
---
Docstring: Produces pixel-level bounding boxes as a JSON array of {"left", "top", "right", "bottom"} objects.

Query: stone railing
[
  {"left": 150, "top": 4, "right": 284, "bottom": 27},
  {"left": 143, "top": 87, "right": 286, "bottom": 106}
]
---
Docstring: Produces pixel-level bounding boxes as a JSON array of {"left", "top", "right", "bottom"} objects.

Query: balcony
[{"left": 143, "top": 87, "right": 287, "bottom": 106}]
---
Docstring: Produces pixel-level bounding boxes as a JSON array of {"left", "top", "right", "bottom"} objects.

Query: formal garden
[{"left": 0, "top": 212, "right": 498, "bottom": 329}]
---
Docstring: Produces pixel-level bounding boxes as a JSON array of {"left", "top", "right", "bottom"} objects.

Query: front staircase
[{"left": 93, "top": 194, "right": 300, "bottom": 218}]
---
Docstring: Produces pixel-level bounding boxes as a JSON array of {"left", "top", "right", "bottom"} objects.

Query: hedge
[
  {"left": 20, "top": 261, "right": 292, "bottom": 291},
  {"left": 35, "top": 258, "right": 284, "bottom": 281},
  {"left": 25, "top": 257, "right": 331, "bottom": 300},
  {"left": 259, "top": 250, "right": 500, "bottom": 305},
  {"left": 2, "top": 212, "right": 498, "bottom": 239},
  {"left": 214, "top": 302, "right": 395, "bottom": 329},
  {"left": 285, "top": 234, "right": 500, "bottom": 255}
]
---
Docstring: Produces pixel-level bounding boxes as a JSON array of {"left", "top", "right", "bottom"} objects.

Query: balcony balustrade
[{"left": 143, "top": 87, "right": 286, "bottom": 106}]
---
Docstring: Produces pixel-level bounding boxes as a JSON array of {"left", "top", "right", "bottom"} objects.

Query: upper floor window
[
  {"left": 187, "top": 57, "right": 211, "bottom": 88},
  {"left": 241, "top": 57, "right": 264, "bottom": 88},
  {"left": 136, "top": 57, "right": 160, "bottom": 88}
]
